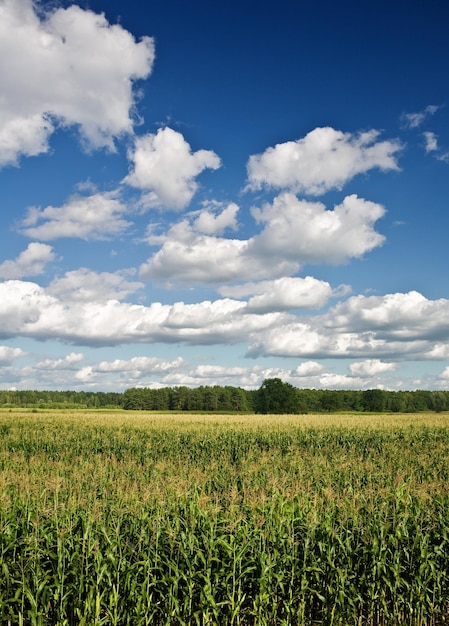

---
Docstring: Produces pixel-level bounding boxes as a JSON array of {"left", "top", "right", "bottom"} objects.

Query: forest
[{"left": 0, "top": 378, "right": 448, "bottom": 413}]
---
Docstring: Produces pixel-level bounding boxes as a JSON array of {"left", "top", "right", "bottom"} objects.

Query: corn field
[{"left": 1, "top": 409, "right": 449, "bottom": 625}]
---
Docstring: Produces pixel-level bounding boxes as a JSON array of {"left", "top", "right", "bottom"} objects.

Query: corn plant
[{"left": 0, "top": 409, "right": 449, "bottom": 624}]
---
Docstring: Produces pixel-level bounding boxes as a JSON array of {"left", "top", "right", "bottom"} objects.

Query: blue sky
[{"left": 1, "top": 0, "right": 449, "bottom": 392}]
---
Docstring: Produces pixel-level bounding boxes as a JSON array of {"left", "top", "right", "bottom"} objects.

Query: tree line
[
  {"left": 0, "top": 389, "right": 123, "bottom": 409},
  {"left": 0, "top": 379, "right": 448, "bottom": 413}
]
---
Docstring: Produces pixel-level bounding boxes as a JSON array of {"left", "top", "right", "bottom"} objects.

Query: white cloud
[
  {"left": 140, "top": 229, "right": 266, "bottom": 284},
  {"left": 2, "top": 279, "right": 449, "bottom": 369},
  {"left": 0, "top": 280, "right": 289, "bottom": 346},
  {"left": 247, "top": 291, "right": 449, "bottom": 359},
  {"left": 96, "top": 356, "right": 184, "bottom": 374},
  {"left": 247, "top": 321, "right": 419, "bottom": 360},
  {"left": 141, "top": 193, "right": 385, "bottom": 286},
  {"left": 349, "top": 359, "right": 397, "bottom": 377},
  {"left": 246, "top": 127, "right": 401, "bottom": 195},
  {"left": 36, "top": 352, "right": 84, "bottom": 370},
  {"left": 75, "top": 355, "right": 185, "bottom": 384},
  {"left": 0, "top": 280, "right": 66, "bottom": 337},
  {"left": 247, "top": 322, "right": 345, "bottom": 358},
  {"left": 73, "top": 366, "right": 95, "bottom": 383},
  {"left": 20, "top": 192, "right": 130, "bottom": 240},
  {"left": 250, "top": 193, "right": 386, "bottom": 264},
  {"left": 48, "top": 269, "right": 143, "bottom": 303},
  {"left": 0, "top": 114, "right": 54, "bottom": 167},
  {"left": 0, "top": 346, "right": 25, "bottom": 365},
  {"left": 401, "top": 105, "right": 440, "bottom": 129},
  {"left": 422, "top": 132, "right": 449, "bottom": 163},
  {"left": 244, "top": 277, "right": 332, "bottom": 312},
  {"left": 423, "top": 131, "right": 438, "bottom": 153},
  {"left": 124, "top": 127, "right": 221, "bottom": 210},
  {"left": 140, "top": 220, "right": 282, "bottom": 285},
  {"left": 0, "top": 242, "right": 55, "bottom": 278},
  {"left": 317, "top": 372, "right": 365, "bottom": 389},
  {"left": 193, "top": 202, "right": 239, "bottom": 235},
  {"left": 325, "top": 291, "right": 449, "bottom": 340},
  {"left": 190, "top": 364, "right": 247, "bottom": 379},
  {"left": 0, "top": 0, "right": 155, "bottom": 166},
  {"left": 161, "top": 364, "right": 252, "bottom": 387},
  {"left": 0, "top": 353, "right": 407, "bottom": 392},
  {"left": 293, "top": 361, "right": 325, "bottom": 376},
  {"left": 0, "top": 347, "right": 418, "bottom": 391},
  {"left": 427, "top": 344, "right": 449, "bottom": 359}
]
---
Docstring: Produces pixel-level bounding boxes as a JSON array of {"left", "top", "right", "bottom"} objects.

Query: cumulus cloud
[
  {"left": 193, "top": 202, "right": 239, "bottom": 235},
  {"left": 247, "top": 321, "right": 418, "bottom": 360},
  {"left": 219, "top": 276, "right": 333, "bottom": 303},
  {"left": 20, "top": 192, "right": 130, "bottom": 240},
  {"left": 349, "top": 359, "right": 397, "bottom": 377},
  {"left": 36, "top": 352, "right": 84, "bottom": 370},
  {"left": 190, "top": 364, "right": 247, "bottom": 379},
  {"left": 247, "top": 291, "right": 449, "bottom": 359},
  {"left": 0, "top": 348, "right": 408, "bottom": 391},
  {"left": 0, "top": 242, "right": 55, "bottom": 278},
  {"left": 140, "top": 233, "right": 266, "bottom": 284},
  {"left": 161, "top": 364, "right": 254, "bottom": 388},
  {"left": 0, "top": 346, "right": 25, "bottom": 365},
  {"left": 243, "top": 277, "right": 332, "bottom": 312},
  {"left": 247, "top": 322, "right": 348, "bottom": 359},
  {"left": 250, "top": 193, "right": 386, "bottom": 264},
  {"left": 123, "top": 127, "right": 221, "bottom": 210},
  {"left": 0, "top": 280, "right": 289, "bottom": 346},
  {"left": 2, "top": 280, "right": 449, "bottom": 368},
  {"left": 401, "top": 105, "right": 440, "bottom": 129},
  {"left": 316, "top": 372, "right": 366, "bottom": 389},
  {"left": 0, "top": 280, "right": 66, "bottom": 338},
  {"left": 427, "top": 345, "right": 449, "bottom": 359},
  {"left": 246, "top": 127, "right": 401, "bottom": 195},
  {"left": 96, "top": 356, "right": 184, "bottom": 374},
  {"left": 324, "top": 291, "right": 449, "bottom": 340},
  {"left": 76, "top": 360, "right": 255, "bottom": 389},
  {"left": 75, "top": 355, "right": 185, "bottom": 384},
  {"left": 12, "top": 273, "right": 447, "bottom": 361},
  {"left": 139, "top": 217, "right": 273, "bottom": 284},
  {"left": 48, "top": 269, "right": 143, "bottom": 303},
  {"left": 1, "top": 351, "right": 83, "bottom": 389},
  {"left": 141, "top": 193, "right": 385, "bottom": 286},
  {"left": 0, "top": 0, "right": 154, "bottom": 166},
  {"left": 0, "top": 114, "right": 54, "bottom": 167},
  {"left": 293, "top": 361, "right": 325, "bottom": 376}
]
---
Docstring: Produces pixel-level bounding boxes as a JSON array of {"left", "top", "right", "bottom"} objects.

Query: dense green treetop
[{"left": 254, "top": 378, "right": 299, "bottom": 414}]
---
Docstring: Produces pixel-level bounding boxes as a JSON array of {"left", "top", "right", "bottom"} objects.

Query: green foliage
[
  {"left": 0, "top": 389, "right": 123, "bottom": 409},
  {"left": 362, "top": 389, "right": 387, "bottom": 412},
  {"left": 255, "top": 378, "right": 299, "bottom": 414},
  {"left": 1, "top": 411, "right": 449, "bottom": 624},
  {"left": 122, "top": 385, "right": 253, "bottom": 412},
  {"left": 319, "top": 389, "right": 343, "bottom": 412},
  {"left": 0, "top": 385, "right": 448, "bottom": 413}
]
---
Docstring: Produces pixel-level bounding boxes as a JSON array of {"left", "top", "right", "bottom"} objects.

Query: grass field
[{"left": 1, "top": 409, "right": 449, "bottom": 625}]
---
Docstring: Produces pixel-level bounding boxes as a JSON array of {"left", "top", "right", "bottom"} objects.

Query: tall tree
[{"left": 255, "top": 378, "right": 298, "bottom": 414}]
